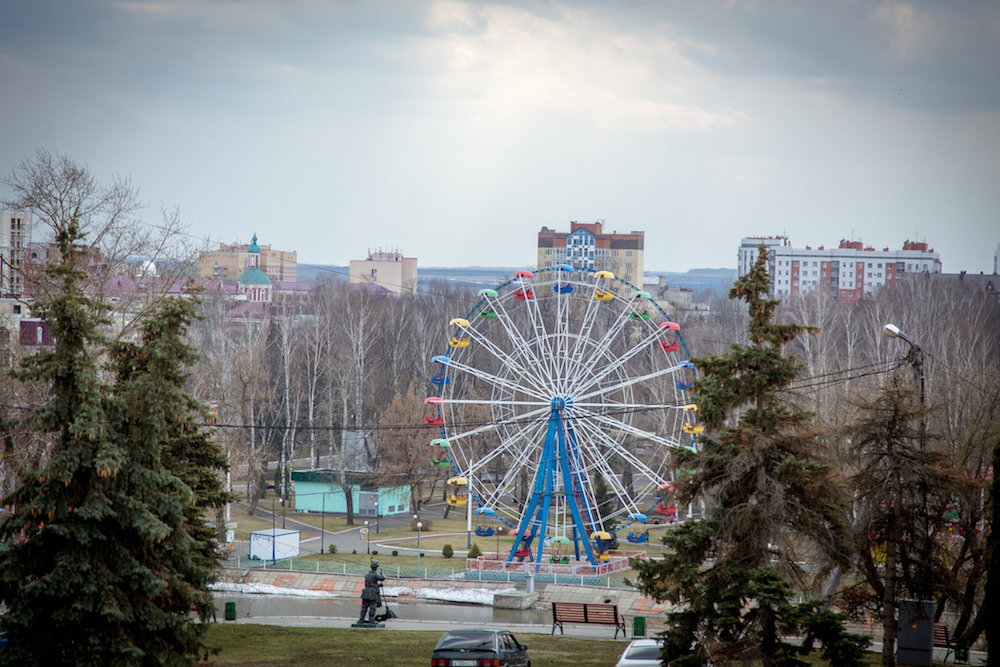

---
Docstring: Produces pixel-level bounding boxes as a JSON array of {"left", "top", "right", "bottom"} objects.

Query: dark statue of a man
[{"left": 358, "top": 558, "right": 386, "bottom": 624}]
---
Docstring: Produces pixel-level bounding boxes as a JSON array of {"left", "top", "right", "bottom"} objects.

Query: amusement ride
[{"left": 424, "top": 267, "right": 702, "bottom": 572}]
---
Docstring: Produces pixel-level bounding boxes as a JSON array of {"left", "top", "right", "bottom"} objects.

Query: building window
[{"left": 626, "top": 251, "right": 633, "bottom": 258}]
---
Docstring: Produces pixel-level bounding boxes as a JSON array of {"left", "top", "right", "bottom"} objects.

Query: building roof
[{"left": 237, "top": 267, "right": 272, "bottom": 285}]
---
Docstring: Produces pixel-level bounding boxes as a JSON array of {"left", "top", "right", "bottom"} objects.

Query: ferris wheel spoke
[
  {"left": 565, "top": 325, "right": 672, "bottom": 397},
  {"left": 487, "top": 295, "right": 560, "bottom": 388},
  {"left": 565, "top": 309, "right": 634, "bottom": 392},
  {"left": 576, "top": 410, "right": 688, "bottom": 453},
  {"left": 440, "top": 357, "right": 550, "bottom": 402},
  {"left": 572, "top": 421, "right": 672, "bottom": 508},
  {"left": 571, "top": 401, "right": 690, "bottom": 411},
  {"left": 478, "top": 420, "right": 547, "bottom": 497},
  {"left": 570, "top": 281, "right": 605, "bottom": 343},
  {"left": 462, "top": 326, "right": 558, "bottom": 397},
  {"left": 443, "top": 405, "right": 551, "bottom": 445},
  {"left": 585, "top": 452, "right": 645, "bottom": 518},
  {"left": 574, "top": 363, "right": 688, "bottom": 405},
  {"left": 518, "top": 283, "right": 558, "bottom": 380}
]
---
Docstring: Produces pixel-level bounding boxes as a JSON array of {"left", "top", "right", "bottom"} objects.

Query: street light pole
[
  {"left": 417, "top": 521, "right": 423, "bottom": 571},
  {"left": 365, "top": 520, "right": 370, "bottom": 555},
  {"left": 883, "top": 324, "right": 925, "bottom": 414},
  {"left": 883, "top": 322, "right": 931, "bottom": 602}
]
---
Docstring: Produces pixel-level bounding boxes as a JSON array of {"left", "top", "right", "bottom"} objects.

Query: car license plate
[{"left": 450, "top": 661, "right": 478, "bottom": 666}]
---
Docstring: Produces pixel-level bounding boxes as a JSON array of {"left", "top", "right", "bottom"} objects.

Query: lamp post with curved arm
[{"left": 883, "top": 322, "right": 932, "bottom": 604}]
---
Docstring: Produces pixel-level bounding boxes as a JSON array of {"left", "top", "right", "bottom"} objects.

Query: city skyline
[{"left": 1, "top": 2, "right": 998, "bottom": 274}]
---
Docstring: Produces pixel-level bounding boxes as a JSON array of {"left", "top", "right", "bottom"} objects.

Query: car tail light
[
  {"left": 480, "top": 660, "right": 500, "bottom": 667},
  {"left": 429, "top": 660, "right": 447, "bottom": 667}
]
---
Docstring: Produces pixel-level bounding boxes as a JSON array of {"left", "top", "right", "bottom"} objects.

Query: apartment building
[
  {"left": 738, "top": 236, "right": 942, "bottom": 301},
  {"left": 349, "top": 251, "right": 417, "bottom": 296},
  {"left": 537, "top": 221, "right": 645, "bottom": 286},
  {"left": 199, "top": 239, "right": 297, "bottom": 283},
  {"left": 1, "top": 210, "right": 29, "bottom": 301}
]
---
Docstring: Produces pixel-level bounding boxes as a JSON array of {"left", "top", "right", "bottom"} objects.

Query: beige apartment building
[
  {"left": 349, "top": 251, "right": 417, "bottom": 296},
  {"left": 199, "top": 239, "right": 297, "bottom": 283},
  {"left": 537, "top": 220, "right": 645, "bottom": 287}
]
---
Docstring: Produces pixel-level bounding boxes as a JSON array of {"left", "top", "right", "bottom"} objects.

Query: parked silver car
[{"left": 615, "top": 638, "right": 665, "bottom": 667}]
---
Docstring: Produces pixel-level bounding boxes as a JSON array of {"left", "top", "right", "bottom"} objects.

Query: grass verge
[{"left": 203, "top": 624, "right": 624, "bottom": 666}]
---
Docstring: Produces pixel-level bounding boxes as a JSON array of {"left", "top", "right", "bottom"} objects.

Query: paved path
[{"left": 237, "top": 501, "right": 465, "bottom": 558}]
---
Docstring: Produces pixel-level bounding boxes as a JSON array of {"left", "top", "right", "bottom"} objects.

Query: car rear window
[
  {"left": 625, "top": 644, "right": 662, "bottom": 660},
  {"left": 435, "top": 631, "right": 497, "bottom": 650}
]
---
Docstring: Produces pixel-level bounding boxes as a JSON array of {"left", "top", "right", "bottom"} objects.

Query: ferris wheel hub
[{"left": 550, "top": 396, "right": 573, "bottom": 411}]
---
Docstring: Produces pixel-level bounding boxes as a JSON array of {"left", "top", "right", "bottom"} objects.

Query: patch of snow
[
  {"left": 210, "top": 582, "right": 339, "bottom": 598},
  {"left": 382, "top": 586, "right": 515, "bottom": 606}
]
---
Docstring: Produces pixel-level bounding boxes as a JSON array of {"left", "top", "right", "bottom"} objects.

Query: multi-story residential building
[
  {"left": 1, "top": 211, "right": 29, "bottom": 301},
  {"left": 537, "top": 221, "right": 645, "bottom": 286},
  {"left": 738, "top": 236, "right": 942, "bottom": 301},
  {"left": 199, "top": 239, "right": 297, "bottom": 283},
  {"left": 349, "top": 251, "right": 417, "bottom": 296}
]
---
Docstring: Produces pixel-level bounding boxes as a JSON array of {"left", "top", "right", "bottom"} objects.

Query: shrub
[
  {"left": 468, "top": 543, "right": 482, "bottom": 558},
  {"left": 392, "top": 550, "right": 399, "bottom": 557},
  {"left": 328, "top": 544, "right": 337, "bottom": 554},
  {"left": 352, "top": 549, "right": 357, "bottom": 555},
  {"left": 442, "top": 544, "right": 454, "bottom": 559},
  {"left": 372, "top": 550, "right": 378, "bottom": 556},
  {"left": 410, "top": 517, "right": 432, "bottom": 532}
]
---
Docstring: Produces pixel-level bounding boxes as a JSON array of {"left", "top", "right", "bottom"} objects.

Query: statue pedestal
[{"left": 351, "top": 621, "right": 385, "bottom": 629}]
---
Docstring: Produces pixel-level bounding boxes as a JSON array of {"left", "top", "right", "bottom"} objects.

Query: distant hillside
[
  {"left": 296, "top": 264, "right": 347, "bottom": 282},
  {"left": 648, "top": 268, "right": 737, "bottom": 294},
  {"left": 296, "top": 264, "right": 736, "bottom": 294}
]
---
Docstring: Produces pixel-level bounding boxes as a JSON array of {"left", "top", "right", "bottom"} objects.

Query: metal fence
[
  {"left": 224, "top": 556, "right": 458, "bottom": 579},
  {"left": 223, "top": 555, "right": 636, "bottom": 589}
]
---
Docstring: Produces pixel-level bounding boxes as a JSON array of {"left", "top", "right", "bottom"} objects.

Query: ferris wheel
[{"left": 425, "top": 266, "right": 700, "bottom": 570}]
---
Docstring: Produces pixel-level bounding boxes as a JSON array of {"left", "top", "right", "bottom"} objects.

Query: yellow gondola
[
  {"left": 683, "top": 423, "right": 704, "bottom": 434},
  {"left": 446, "top": 477, "right": 468, "bottom": 506},
  {"left": 594, "top": 290, "right": 614, "bottom": 301}
]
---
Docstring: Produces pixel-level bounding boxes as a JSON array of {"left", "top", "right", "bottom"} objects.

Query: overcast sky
[{"left": 2, "top": 1, "right": 998, "bottom": 273}]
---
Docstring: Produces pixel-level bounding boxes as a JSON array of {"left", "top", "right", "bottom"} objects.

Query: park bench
[
  {"left": 934, "top": 623, "right": 954, "bottom": 663},
  {"left": 551, "top": 601, "right": 626, "bottom": 639}
]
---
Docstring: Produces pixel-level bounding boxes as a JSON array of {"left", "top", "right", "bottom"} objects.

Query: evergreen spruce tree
[
  {"left": 107, "top": 294, "right": 236, "bottom": 623},
  {"left": 632, "top": 246, "right": 864, "bottom": 667}
]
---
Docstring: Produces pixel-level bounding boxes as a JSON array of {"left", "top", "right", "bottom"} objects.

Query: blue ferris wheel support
[{"left": 506, "top": 397, "right": 601, "bottom": 572}]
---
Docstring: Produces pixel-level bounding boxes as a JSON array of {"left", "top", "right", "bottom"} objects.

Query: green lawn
[
  {"left": 202, "top": 624, "right": 627, "bottom": 667},
  {"left": 201, "top": 624, "right": 885, "bottom": 666}
]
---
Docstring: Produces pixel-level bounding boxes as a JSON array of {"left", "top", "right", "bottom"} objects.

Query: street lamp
[
  {"left": 374, "top": 498, "right": 379, "bottom": 534},
  {"left": 496, "top": 525, "right": 504, "bottom": 557},
  {"left": 417, "top": 521, "right": 423, "bottom": 571},
  {"left": 883, "top": 321, "right": 931, "bottom": 601},
  {"left": 883, "top": 323, "right": 925, "bottom": 410},
  {"left": 365, "top": 520, "right": 370, "bottom": 555}
]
